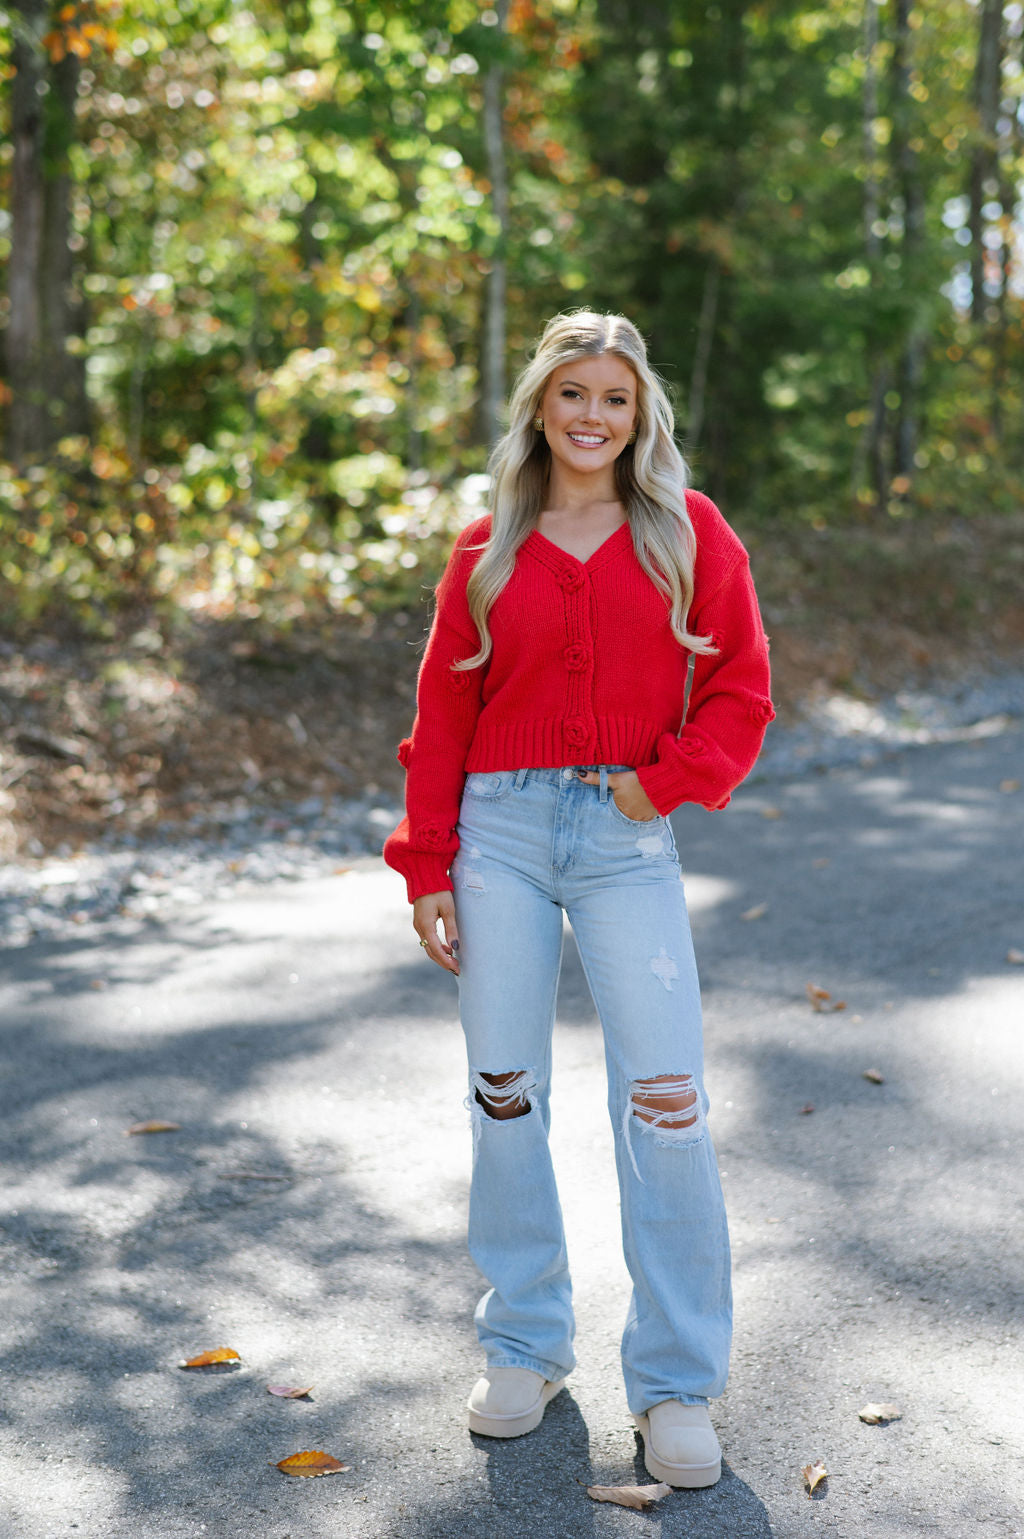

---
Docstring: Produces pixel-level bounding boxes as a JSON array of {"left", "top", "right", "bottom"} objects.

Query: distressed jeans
[{"left": 452, "top": 765, "right": 732, "bottom": 1415}]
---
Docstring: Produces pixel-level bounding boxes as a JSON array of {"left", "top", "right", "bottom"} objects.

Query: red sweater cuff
[{"left": 401, "top": 861, "right": 456, "bottom": 903}]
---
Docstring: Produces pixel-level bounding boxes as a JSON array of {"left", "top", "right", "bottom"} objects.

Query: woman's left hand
[{"left": 576, "top": 768, "right": 660, "bottom": 822}]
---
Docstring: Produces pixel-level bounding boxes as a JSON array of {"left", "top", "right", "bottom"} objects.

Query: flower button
[
  {"left": 563, "top": 643, "right": 591, "bottom": 672},
  {"left": 448, "top": 670, "right": 473, "bottom": 694},
  {"left": 680, "top": 737, "right": 706, "bottom": 758},
  {"left": 564, "top": 719, "right": 588, "bottom": 747},
  {"left": 396, "top": 738, "right": 412, "bottom": 768},
  {"left": 750, "top": 696, "right": 776, "bottom": 724},
  {"left": 557, "top": 568, "right": 585, "bottom": 594},
  {"left": 416, "top": 822, "right": 452, "bottom": 851}
]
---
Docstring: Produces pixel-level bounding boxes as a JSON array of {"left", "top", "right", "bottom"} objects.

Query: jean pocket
[
  {"left": 463, "top": 769, "right": 516, "bottom": 801},
  {"left": 607, "top": 794, "right": 664, "bottom": 828}
]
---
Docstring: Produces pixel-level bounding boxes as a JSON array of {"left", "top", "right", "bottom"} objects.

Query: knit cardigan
[{"left": 383, "top": 489, "right": 774, "bottom": 902}]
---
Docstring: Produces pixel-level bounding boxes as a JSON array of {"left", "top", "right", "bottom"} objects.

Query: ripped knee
[
  {"left": 622, "top": 1073, "right": 707, "bottom": 1178},
  {"left": 630, "top": 1072, "right": 700, "bottom": 1132},
  {"left": 470, "top": 1067, "right": 536, "bottom": 1121}
]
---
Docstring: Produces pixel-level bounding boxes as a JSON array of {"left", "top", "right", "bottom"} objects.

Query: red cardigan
[{"left": 383, "top": 490, "right": 774, "bottom": 901}]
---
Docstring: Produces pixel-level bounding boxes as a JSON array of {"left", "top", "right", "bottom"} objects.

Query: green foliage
[
  {"left": 0, "top": 433, "right": 482, "bottom": 633},
  {"left": 0, "top": 0, "right": 1022, "bottom": 637}
]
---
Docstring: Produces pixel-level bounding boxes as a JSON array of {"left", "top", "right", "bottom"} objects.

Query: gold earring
[
  {"left": 626, "top": 430, "right": 637, "bottom": 444},
  {"left": 533, "top": 416, "right": 544, "bottom": 431}
]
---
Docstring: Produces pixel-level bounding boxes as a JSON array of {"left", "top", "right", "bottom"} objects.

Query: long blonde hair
[{"left": 455, "top": 308, "right": 715, "bottom": 669}]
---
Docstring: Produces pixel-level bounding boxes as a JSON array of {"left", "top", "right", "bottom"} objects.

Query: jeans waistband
[
  {"left": 511, "top": 764, "right": 631, "bottom": 782},
  {"left": 509, "top": 765, "right": 632, "bottom": 801}
]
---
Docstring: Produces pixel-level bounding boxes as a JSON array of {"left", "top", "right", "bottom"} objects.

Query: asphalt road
[{"left": 1, "top": 723, "right": 1022, "bottom": 1539}]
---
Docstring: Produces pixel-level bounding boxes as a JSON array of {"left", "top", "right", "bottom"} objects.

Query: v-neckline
[{"left": 527, "top": 520, "right": 630, "bottom": 570}]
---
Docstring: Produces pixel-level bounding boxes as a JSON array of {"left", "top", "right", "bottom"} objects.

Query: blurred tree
[{"left": 4, "top": 0, "right": 91, "bottom": 463}]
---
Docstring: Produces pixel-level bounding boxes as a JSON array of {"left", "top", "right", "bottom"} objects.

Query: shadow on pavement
[{"left": 1, "top": 727, "right": 1021, "bottom": 1536}]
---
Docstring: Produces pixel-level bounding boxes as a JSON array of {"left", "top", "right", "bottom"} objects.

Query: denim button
[{"left": 562, "top": 767, "right": 575, "bottom": 781}]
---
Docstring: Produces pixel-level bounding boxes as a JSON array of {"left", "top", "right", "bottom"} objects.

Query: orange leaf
[
  {"left": 802, "top": 1459, "right": 828, "bottom": 1494},
  {"left": 126, "top": 1120, "right": 180, "bottom": 1135},
  {"left": 180, "top": 1348, "right": 241, "bottom": 1368},
  {"left": 267, "top": 1385, "right": 314, "bottom": 1398},
  {"left": 806, "top": 982, "right": 846, "bottom": 1013},
  {"left": 275, "top": 1450, "right": 349, "bottom": 1477}
]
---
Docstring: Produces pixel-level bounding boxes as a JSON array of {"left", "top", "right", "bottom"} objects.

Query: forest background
[{"left": 1, "top": 0, "right": 1023, "bottom": 855}]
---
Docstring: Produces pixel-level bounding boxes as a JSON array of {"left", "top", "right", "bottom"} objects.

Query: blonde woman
[{"left": 384, "top": 310, "right": 773, "bottom": 1486}]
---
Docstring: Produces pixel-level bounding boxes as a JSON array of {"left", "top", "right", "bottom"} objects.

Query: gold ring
[{"left": 419, "top": 939, "right": 429, "bottom": 949}]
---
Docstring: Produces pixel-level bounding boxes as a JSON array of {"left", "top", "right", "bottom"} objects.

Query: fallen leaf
[
  {"left": 90, "top": 978, "right": 108, "bottom": 990},
  {"left": 799, "top": 1102, "right": 815, "bottom": 1115},
  {"left": 999, "top": 779, "right": 1020, "bottom": 793},
  {"left": 812, "top": 856, "right": 831, "bottom": 868},
  {"left": 126, "top": 1120, "right": 181, "bottom": 1136},
  {"left": 802, "top": 1459, "right": 828, "bottom": 1495},
  {"left": 862, "top": 1068, "right": 885, "bottom": 1084},
  {"left": 275, "top": 1450, "right": 349, "bottom": 1477},
  {"left": 267, "top": 1385, "right": 314, "bottom": 1399},
  {"left": 806, "top": 983, "right": 847, "bottom": 1013},
  {"left": 1007, "top": 948, "right": 1024, "bottom": 965},
  {"left": 859, "top": 1402, "right": 902, "bottom": 1424},
  {"left": 760, "top": 806, "right": 782, "bottom": 820},
  {"left": 741, "top": 902, "right": 767, "bottom": 921},
  {"left": 586, "top": 1483, "right": 672, "bottom": 1510},
  {"left": 179, "top": 1348, "right": 241, "bottom": 1368}
]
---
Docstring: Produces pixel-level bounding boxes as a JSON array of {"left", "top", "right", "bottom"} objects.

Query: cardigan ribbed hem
[{"left": 464, "top": 715, "right": 663, "bottom": 776}]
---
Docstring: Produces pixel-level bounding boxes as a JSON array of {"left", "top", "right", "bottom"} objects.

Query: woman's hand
[
  {"left": 413, "top": 891, "right": 460, "bottom": 975},
  {"left": 576, "top": 768, "right": 660, "bottom": 822}
]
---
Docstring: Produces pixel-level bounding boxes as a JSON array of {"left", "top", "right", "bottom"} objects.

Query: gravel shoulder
[{"left": 1, "top": 709, "right": 1022, "bottom": 1538}]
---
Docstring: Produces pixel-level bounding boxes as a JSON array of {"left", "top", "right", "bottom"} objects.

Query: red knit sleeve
[
  {"left": 382, "top": 519, "right": 490, "bottom": 901},
  {"left": 635, "top": 495, "right": 774, "bottom": 815}
]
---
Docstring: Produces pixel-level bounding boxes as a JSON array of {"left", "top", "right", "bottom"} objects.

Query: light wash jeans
[{"left": 451, "top": 765, "right": 731, "bottom": 1415}]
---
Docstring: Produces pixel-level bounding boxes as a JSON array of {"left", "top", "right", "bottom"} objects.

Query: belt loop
[
  {"left": 514, "top": 767, "right": 529, "bottom": 791},
  {"left": 599, "top": 765, "right": 609, "bottom": 803}
]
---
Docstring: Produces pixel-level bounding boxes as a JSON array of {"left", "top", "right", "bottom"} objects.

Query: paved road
[{"left": 2, "top": 724, "right": 1022, "bottom": 1539}]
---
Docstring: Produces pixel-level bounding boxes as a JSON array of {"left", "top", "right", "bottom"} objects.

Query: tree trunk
[
  {"left": 42, "top": 49, "right": 88, "bottom": 440},
  {"left": 479, "top": 0, "right": 510, "bottom": 447},
  {"left": 6, "top": 0, "right": 49, "bottom": 462},
  {"left": 857, "top": 0, "right": 888, "bottom": 504},
  {"left": 889, "top": 0, "right": 926, "bottom": 481},
  {"left": 968, "top": 0, "right": 1003, "bottom": 323},
  {"left": 5, "top": 2, "right": 89, "bottom": 464},
  {"left": 686, "top": 258, "right": 719, "bottom": 449}
]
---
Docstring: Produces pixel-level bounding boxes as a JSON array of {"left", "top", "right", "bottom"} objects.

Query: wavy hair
[{"left": 455, "top": 308, "right": 715, "bottom": 669}]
